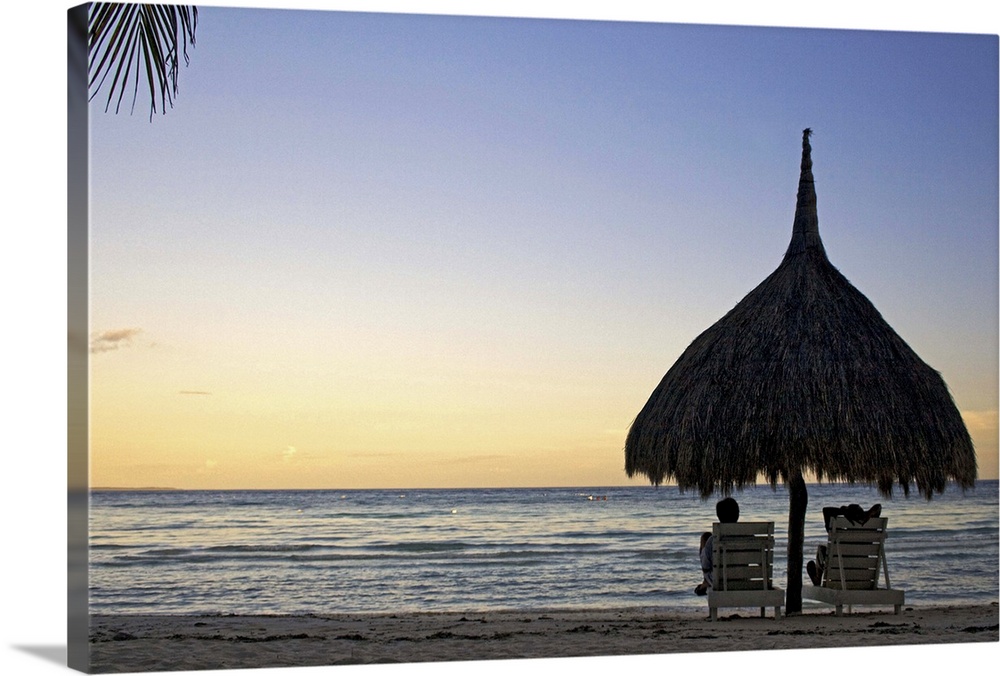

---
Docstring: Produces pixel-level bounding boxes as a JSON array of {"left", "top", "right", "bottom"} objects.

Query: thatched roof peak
[{"left": 784, "top": 128, "right": 827, "bottom": 261}]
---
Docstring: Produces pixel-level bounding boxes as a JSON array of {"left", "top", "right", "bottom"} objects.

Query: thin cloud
[
  {"left": 444, "top": 454, "right": 510, "bottom": 466},
  {"left": 179, "top": 391, "right": 212, "bottom": 395},
  {"left": 90, "top": 328, "right": 142, "bottom": 354}
]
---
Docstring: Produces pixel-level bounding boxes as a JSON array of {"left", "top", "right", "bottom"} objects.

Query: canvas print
[{"left": 68, "top": 2, "right": 999, "bottom": 673}]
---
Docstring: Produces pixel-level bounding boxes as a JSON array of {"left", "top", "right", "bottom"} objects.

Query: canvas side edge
[{"left": 67, "top": 3, "right": 91, "bottom": 673}]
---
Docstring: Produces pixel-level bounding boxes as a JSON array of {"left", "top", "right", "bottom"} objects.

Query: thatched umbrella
[{"left": 624, "top": 129, "right": 977, "bottom": 614}]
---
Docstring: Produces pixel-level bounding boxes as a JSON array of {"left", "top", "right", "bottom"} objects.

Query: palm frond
[{"left": 88, "top": 3, "right": 198, "bottom": 120}]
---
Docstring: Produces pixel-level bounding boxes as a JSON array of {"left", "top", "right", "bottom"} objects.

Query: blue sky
[{"left": 82, "top": 3, "right": 998, "bottom": 488}]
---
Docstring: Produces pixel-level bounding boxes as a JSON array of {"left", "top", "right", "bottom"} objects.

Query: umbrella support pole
[{"left": 785, "top": 471, "right": 808, "bottom": 615}]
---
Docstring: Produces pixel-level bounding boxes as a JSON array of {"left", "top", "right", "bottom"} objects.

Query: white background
[{"left": 3, "top": 2, "right": 998, "bottom": 675}]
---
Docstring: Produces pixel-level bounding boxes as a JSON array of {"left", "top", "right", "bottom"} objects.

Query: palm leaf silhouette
[{"left": 88, "top": 3, "right": 198, "bottom": 120}]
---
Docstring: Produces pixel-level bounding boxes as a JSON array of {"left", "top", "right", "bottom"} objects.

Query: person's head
[
  {"left": 699, "top": 531, "right": 712, "bottom": 552},
  {"left": 716, "top": 497, "right": 740, "bottom": 523},
  {"left": 844, "top": 503, "right": 866, "bottom": 524}
]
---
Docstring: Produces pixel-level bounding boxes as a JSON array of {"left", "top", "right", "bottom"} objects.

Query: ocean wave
[{"left": 205, "top": 543, "right": 320, "bottom": 553}]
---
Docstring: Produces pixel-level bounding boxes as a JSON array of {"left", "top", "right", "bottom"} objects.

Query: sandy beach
[{"left": 86, "top": 603, "right": 998, "bottom": 673}]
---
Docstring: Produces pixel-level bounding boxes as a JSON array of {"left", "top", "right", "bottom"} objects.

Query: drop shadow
[{"left": 12, "top": 645, "right": 67, "bottom": 667}]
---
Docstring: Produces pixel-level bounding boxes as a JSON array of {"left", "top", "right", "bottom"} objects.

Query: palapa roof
[{"left": 624, "top": 129, "right": 977, "bottom": 499}]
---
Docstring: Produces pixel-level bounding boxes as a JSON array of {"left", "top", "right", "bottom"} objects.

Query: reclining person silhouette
[{"left": 807, "top": 503, "right": 882, "bottom": 586}]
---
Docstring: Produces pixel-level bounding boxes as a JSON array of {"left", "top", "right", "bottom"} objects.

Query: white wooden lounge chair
[
  {"left": 802, "top": 516, "right": 904, "bottom": 616},
  {"left": 708, "top": 522, "right": 784, "bottom": 620}
]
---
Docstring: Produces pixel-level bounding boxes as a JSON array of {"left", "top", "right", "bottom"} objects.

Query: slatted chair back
[
  {"left": 712, "top": 522, "right": 776, "bottom": 592},
  {"left": 822, "top": 516, "right": 891, "bottom": 591}
]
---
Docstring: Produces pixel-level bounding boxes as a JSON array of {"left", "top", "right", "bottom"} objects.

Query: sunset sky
[{"left": 85, "top": 3, "right": 998, "bottom": 490}]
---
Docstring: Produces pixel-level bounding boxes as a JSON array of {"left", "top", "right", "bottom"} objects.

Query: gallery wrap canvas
[{"left": 67, "top": 2, "right": 999, "bottom": 674}]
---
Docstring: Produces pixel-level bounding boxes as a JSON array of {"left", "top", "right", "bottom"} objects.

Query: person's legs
[
  {"left": 807, "top": 545, "right": 828, "bottom": 586},
  {"left": 806, "top": 560, "right": 820, "bottom": 585}
]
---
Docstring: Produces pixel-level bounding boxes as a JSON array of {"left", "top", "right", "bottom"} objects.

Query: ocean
[{"left": 88, "top": 481, "right": 999, "bottom": 615}]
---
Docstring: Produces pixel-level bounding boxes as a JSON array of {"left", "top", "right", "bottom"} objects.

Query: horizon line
[{"left": 88, "top": 479, "right": 997, "bottom": 492}]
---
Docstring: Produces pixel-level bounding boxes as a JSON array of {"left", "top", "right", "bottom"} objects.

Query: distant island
[{"left": 91, "top": 487, "right": 181, "bottom": 491}]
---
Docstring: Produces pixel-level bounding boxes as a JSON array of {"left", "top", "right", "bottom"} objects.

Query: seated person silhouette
[{"left": 694, "top": 497, "right": 740, "bottom": 596}]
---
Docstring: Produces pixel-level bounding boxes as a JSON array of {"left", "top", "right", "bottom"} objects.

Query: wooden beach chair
[
  {"left": 707, "top": 522, "right": 784, "bottom": 620},
  {"left": 802, "top": 516, "right": 904, "bottom": 616}
]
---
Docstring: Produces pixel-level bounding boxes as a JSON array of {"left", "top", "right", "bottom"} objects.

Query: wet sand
[{"left": 88, "top": 602, "right": 998, "bottom": 673}]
